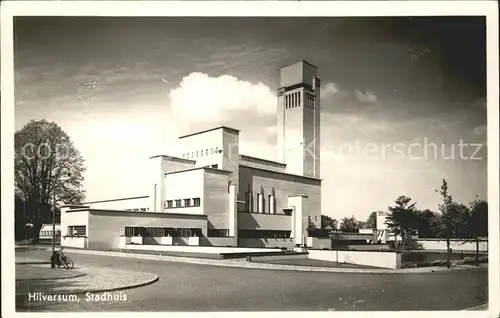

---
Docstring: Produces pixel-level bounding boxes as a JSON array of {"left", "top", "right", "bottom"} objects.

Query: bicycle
[
  {"left": 51, "top": 249, "right": 75, "bottom": 269},
  {"left": 59, "top": 251, "right": 74, "bottom": 269}
]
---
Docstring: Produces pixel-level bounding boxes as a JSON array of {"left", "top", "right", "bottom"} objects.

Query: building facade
[{"left": 61, "top": 60, "right": 323, "bottom": 250}]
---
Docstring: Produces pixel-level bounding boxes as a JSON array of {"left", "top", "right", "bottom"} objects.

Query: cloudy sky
[{"left": 14, "top": 17, "right": 487, "bottom": 221}]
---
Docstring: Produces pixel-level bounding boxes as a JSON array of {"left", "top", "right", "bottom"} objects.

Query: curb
[
  {"left": 15, "top": 274, "right": 159, "bottom": 307},
  {"left": 16, "top": 272, "right": 87, "bottom": 281},
  {"left": 58, "top": 248, "right": 488, "bottom": 274},
  {"left": 16, "top": 261, "right": 51, "bottom": 265},
  {"left": 462, "top": 303, "right": 488, "bottom": 311}
]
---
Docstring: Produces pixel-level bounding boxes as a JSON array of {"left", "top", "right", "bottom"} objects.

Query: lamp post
[
  {"left": 50, "top": 171, "right": 70, "bottom": 268},
  {"left": 51, "top": 190, "right": 56, "bottom": 255},
  {"left": 330, "top": 229, "right": 341, "bottom": 264}
]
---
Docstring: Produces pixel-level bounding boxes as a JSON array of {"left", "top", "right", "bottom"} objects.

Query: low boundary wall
[
  {"left": 308, "top": 249, "right": 401, "bottom": 269},
  {"left": 417, "top": 239, "right": 488, "bottom": 252},
  {"left": 121, "top": 244, "right": 283, "bottom": 254}
]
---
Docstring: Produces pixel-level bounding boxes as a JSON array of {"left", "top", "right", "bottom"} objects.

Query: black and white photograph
[{"left": 1, "top": 1, "right": 498, "bottom": 315}]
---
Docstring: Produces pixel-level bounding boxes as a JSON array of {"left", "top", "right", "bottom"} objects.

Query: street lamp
[
  {"left": 330, "top": 229, "right": 341, "bottom": 264},
  {"left": 51, "top": 171, "right": 70, "bottom": 268}
]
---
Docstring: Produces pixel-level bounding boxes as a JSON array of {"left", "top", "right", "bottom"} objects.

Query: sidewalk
[
  {"left": 16, "top": 264, "right": 86, "bottom": 281},
  {"left": 16, "top": 264, "right": 159, "bottom": 308},
  {"left": 59, "top": 247, "right": 488, "bottom": 274}
]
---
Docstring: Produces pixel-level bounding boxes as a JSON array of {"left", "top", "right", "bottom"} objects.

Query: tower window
[
  {"left": 206, "top": 149, "right": 209, "bottom": 155},
  {"left": 298, "top": 91, "right": 301, "bottom": 106},
  {"left": 200, "top": 150, "right": 203, "bottom": 156}
]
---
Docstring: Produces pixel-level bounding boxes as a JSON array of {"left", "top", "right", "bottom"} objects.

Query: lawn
[{"left": 401, "top": 251, "right": 486, "bottom": 268}]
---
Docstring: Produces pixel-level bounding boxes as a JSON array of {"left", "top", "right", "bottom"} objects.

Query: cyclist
[{"left": 50, "top": 248, "right": 66, "bottom": 269}]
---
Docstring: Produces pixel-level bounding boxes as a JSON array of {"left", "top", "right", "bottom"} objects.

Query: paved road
[{"left": 18, "top": 250, "right": 488, "bottom": 311}]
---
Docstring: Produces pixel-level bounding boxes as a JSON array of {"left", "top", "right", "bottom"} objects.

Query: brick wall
[
  {"left": 238, "top": 166, "right": 321, "bottom": 228},
  {"left": 87, "top": 209, "right": 208, "bottom": 249},
  {"left": 84, "top": 196, "right": 150, "bottom": 211},
  {"left": 165, "top": 168, "right": 204, "bottom": 214},
  {"left": 238, "top": 238, "right": 296, "bottom": 249},
  {"left": 237, "top": 212, "right": 292, "bottom": 230},
  {"left": 203, "top": 169, "right": 231, "bottom": 230}
]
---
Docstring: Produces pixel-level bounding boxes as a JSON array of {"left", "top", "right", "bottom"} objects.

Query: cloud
[
  {"left": 321, "top": 82, "right": 339, "bottom": 97},
  {"left": 472, "top": 124, "right": 487, "bottom": 136},
  {"left": 169, "top": 72, "right": 276, "bottom": 125},
  {"left": 355, "top": 89, "right": 378, "bottom": 103}
]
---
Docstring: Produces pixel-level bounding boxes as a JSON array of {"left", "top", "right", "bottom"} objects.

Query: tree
[
  {"left": 321, "top": 215, "right": 338, "bottom": 230},
  {"left": 414, "top": 209, "right": 440, "bottom": 238},
  {"left": 15, "top": 120, "right": 86, "bottom": 243},
  {"left": 465, "top": 197, "right": 488, "bottom": 265},
  {"left": 385, "top": 195, "right": 418, "bottom": 249},
  {"left": 435, "top": 179, "right": 469, "bottom": 268},
  {"left": 340, "top": 216, "right": 358, "bottom": 232},
  {"left": 365, "top": 211, "right": 377, "bottom": 228}
]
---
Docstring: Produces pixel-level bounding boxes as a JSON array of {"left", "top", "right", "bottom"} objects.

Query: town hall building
[{"left": 61, "top": 60, "right": 324, "bottom": 250}]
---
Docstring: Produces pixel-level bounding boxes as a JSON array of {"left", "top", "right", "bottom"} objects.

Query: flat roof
[
  {"left": 71, "top": 208, "right": 208, "bottom": 218},
  {"left": 84, "top": 196, "right": 149, "bottom": 205},
  {"left": 165, "top": 165, "right": 233, "bottom": 176},
  {"left": 239, "top": 164, "right": 322, "bottom": 182},
  {"left": 178, "top": 126, "right": 240, "bottom": 139},
  {"left": 280, "top": 60, "right": 317, "bottom": 70},
  {"left": 149, "top": 154, "right": 196, "bottom": 164},
  {"left": 239, "top": 154, "right": 287, "bottom": 167}
]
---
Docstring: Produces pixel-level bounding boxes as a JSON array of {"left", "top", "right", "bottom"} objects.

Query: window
[
  {"left": 257, "top": 193, "right": 263, "bottom": 213},
  {"left": 175, "top": 199, "right": 182, "bottom": 207},
  {"left": 298, "top": 91, "right": 301, "bottom": 106},
  {"left": 238, "top": 230, "right": 291, "bottom": 239},
  {"left": 245, "top": 192, "right": 250, "bottom": 212},
  {"left": 174, "top": 228, "right": 202, "bottom": 237},
  {"left": 206, "top": 149, "right": 209, "bottom": 155},
  {"left": 184, "top": 198, "right": 191, "bottom": 206},
  {"left": 315, "top": 216, "right": 319, "bottom": 221},
  {"left": 166, "top": 200, "right": 173, "bottom": 208},
  {"left": 140, "top": 208, "right": 147, "bottom": 212},
  {"left": 200, "top": 150, "right": 203, "bottom": 156},
  {"left": 208, "top": 229, "right": 230, "bottom": 237},
  {"left": 308, "top": 228, "right": 330, "bottom": 237},
  {"left": 193, "top": 198, "right": 201, "bottom": 207},
  {"left": 192, "top": 152, "right": 194, "bottom": 158},
  {"left": 196, "top": 151, "right": 199, "bottom": 157},
  {"left": 268, "top": 195, "right": 275, "bottom": 214},
  {"left": 133, "top": 208, "right": 139, "bottom": 211},
  {"left": 125, "top": 227, "right": 176, "bottom": 237},
  {"left": 68, "top": 225, "right": 86, "bottom": 236},
  {"left": 211, "top": 164, "right": 218, "bottom": 169}
]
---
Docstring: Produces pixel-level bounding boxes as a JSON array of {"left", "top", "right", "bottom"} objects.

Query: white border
[{"left": 1, "top": 1, "right": 498, "bottom": 318}]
